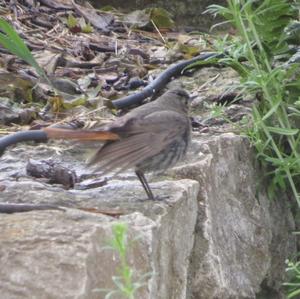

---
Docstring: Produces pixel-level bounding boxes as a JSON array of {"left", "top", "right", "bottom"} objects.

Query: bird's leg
[{"left": 135, "top": 170, "right": 155, "bottom": 200}]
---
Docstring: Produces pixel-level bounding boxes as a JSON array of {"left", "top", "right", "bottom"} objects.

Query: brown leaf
[{"left": 71, "top": 0, "right": 114, "bottom": 32}]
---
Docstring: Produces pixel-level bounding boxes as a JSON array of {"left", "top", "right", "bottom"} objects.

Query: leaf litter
[{"left": 0, "top": 0, "right": 244, "bottom": 190}]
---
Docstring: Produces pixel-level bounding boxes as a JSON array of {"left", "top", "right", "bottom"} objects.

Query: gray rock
[
  {"left": 0, "top": 142, "right": 199, "bottom": 298},
  {"left": 171, "top": 133, "right": 296, "bottom": 299},
  {"left": 0, "top": 170, "right": 199, "bottom": 299},
  {"left": 0, "top": 132, "right": 296, "bottom": 298}
]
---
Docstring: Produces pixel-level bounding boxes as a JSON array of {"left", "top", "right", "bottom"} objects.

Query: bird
[
  {"left": 87, "top": 88, "right": 191, "bottom": 200},
  {"left": 0, "top": 88, "right": 191, "bottom": 200}
]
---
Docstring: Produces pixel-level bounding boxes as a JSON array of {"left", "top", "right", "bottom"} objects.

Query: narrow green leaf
[
  {"left": 266, "top": 126, "right": 299, "bottom": 135},
  {"left": 261, "top": 100, "right": 281, "bottom": 121},
  {"left": 0, "top": 18, "right": 30, "bottom": 53},
  {"left": 0, "top": 18, "right": 48, "bottom": 81},
  {"left": 288, "top": 288, "right": 300, "bottom": 298},
  {"left": 0, "top": 32, "right": 28, "bottom": 59}
]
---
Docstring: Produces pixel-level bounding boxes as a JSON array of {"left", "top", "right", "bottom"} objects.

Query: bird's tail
[
  {"left": 0, "top": 127, "right": 119, "bottom": 156},
  {"left": 43, "top": 127, "right": 119, "bottom": 141}
]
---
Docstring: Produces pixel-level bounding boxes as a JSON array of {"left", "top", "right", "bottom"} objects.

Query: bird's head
[{"left": 158, "top": 88, "right": 191, "bottom": 113}]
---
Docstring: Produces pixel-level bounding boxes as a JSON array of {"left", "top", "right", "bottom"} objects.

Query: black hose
[
  {"left": 0, "top": 52, "right": 223, "bottom": 155},
  {"left": 112, "top": 52, "right": 222, "bottom": 109},
  {"left": 0, "top": 130, "right": 48, "bottom": 156}
]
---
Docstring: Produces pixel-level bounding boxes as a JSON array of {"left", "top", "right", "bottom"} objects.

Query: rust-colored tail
[{"left": 43, "top": 127, "right": 119, "bottom": 141}]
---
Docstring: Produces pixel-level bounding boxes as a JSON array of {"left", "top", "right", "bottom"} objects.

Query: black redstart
[{"left": 88, "top": 88, "right": 191, "bottom": 200}]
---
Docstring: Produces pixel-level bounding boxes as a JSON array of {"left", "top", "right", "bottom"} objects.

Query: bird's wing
[{"left": 87, "top": 110, "right": 189, "bottom": 174}]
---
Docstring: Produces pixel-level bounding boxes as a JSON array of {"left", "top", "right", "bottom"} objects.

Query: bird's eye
[{"left": 177, "top": 90, "right": 187, "bottom": 97}]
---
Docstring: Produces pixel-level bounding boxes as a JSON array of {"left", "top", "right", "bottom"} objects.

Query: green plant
[
  {"left": 0, "top": 17, "right": 82, "bottom": 111},
  {"left": 95, "top": 223, "right": 150, "bottom": 299},
  {"left": 284, "top": 258, "right": 300, "bottom": 298},
  {"left": 206, "top": 0, "right": 300, "bottom": 205},
  {"left": 206, "top": 1, "right": 300, "bottom": 296},
  {"left": 0, "top": 18, "right": 52, "bottom": 86},
  {"left": 67, "top": 14, "right": 93, "bottom": 33}
]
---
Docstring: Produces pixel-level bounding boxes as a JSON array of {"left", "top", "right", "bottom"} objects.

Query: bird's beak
[{"left": 189, "top": 95, "right": 198, "bottom": 101}]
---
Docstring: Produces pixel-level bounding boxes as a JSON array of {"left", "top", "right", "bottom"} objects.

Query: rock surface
[
  {"left": 0, "top": 132, "right": 296, "bottom": 298},
  {"left": 0, "top": 177, "right": 199, "bottom": 298},
  {"left": 0, "top": 141, "right": 199, "bottom": 299},
  {"left": 172, "top": 133, "right": 296, "bottom": 299}
]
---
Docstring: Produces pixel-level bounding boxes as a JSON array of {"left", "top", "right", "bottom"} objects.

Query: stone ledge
[
  {"left": 0, "top": 179, "right": 199, "bottom": 299},
  {"left": 0, "top": 132, "right": 296, "bottom": 299}
]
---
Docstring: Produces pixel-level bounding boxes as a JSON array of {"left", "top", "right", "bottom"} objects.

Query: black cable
[
  {"left": 112, "top": 52, "right": 222, "bottom": 109},
  {"left": 0, "top": 130, "right": 48, "bottom": 156}
]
